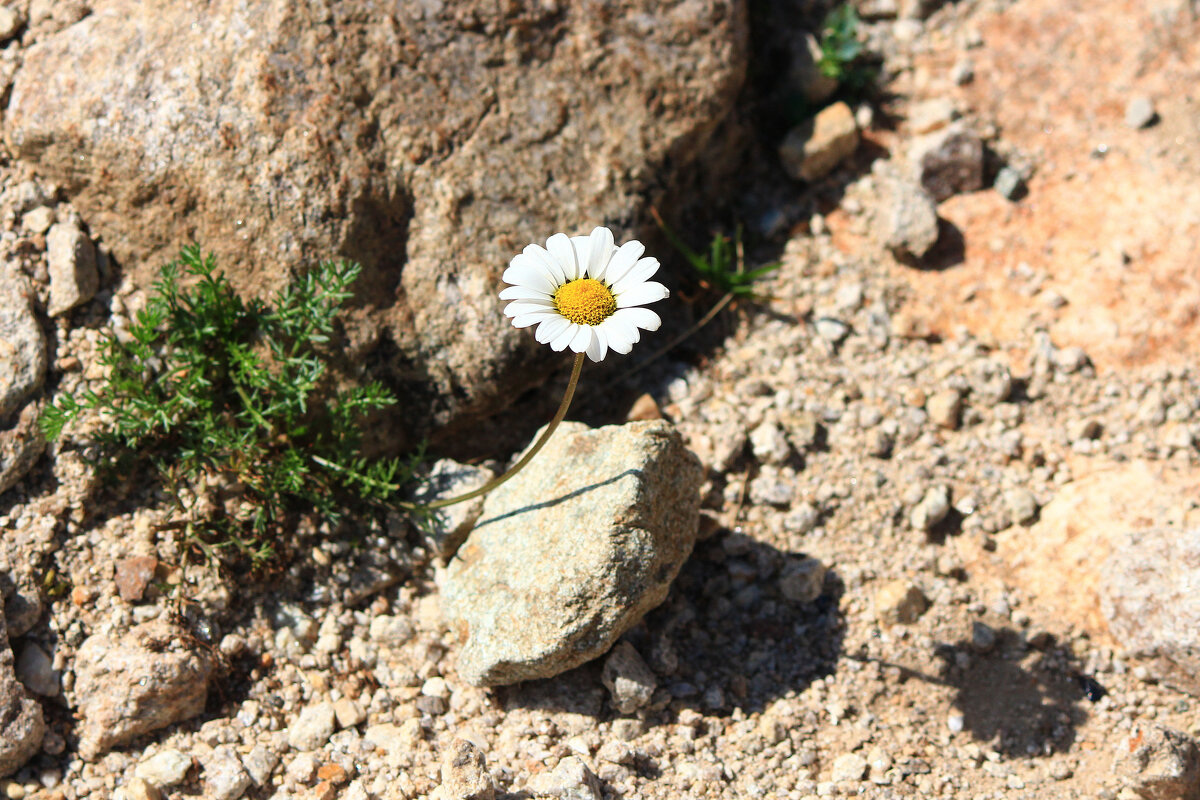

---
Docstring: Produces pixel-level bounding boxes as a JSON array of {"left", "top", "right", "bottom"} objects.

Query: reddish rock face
[{"left": 6, "top": 0, "right": 748, "bottom": 438}]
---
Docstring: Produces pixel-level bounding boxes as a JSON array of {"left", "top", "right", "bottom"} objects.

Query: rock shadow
[
  {"left": 501, "top": 531, "right": 845, "bottom": 723},
  {"left": 869, "top": 627, "right": 1094, "bottom": 759},
  {"left": 936, "top": 628, "right": 1091, "bottom": 758}
]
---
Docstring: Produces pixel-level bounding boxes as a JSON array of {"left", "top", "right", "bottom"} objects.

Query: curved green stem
[{"left": 421, "top": 352, "right": 585, "bottom": 510}]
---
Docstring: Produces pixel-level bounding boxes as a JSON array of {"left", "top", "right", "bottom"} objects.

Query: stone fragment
[
  {"left": 287, "top": 702, "right": 337, "bottom": 751},
  {"left": 971, "top": 621, "right": 997, "bottom": 653},
  {"left": 966, "top": 358, "right": 1012, "bottom": 405},
  {"left": 779, "top": 556, "right": 827, "bottom": 604},
  {"left": 0, "top": 6, "right": 21, "bottom": 41},
  {"left": 911, "top": 485, "right": 950, "bottom": 532},
  {"left": 46, "top": 220, "right": 99, "bottom": 317},
  {"left": 601, "top": 642, "right": 656, "bottom": 715},
  {"left": 13, "top": 642, "right": 58, "bottom": 697},
  {"left": 874, "top": 579, "right": 928, "bottom": 625},
  {"left": 911, "top": 123, "right": 985, "bottom": 201},
  {"left": 134, "top": 749, "right": 193, "bottom": 788},
  {"left": 0, "top": 270, "right": 47, "bottom": 422},
  {"left": 367, "top": 615, "right": 415, "bottom": 646},
  {"left": 779, "top": 102, "right": 860, "bottom": 182},
  {"left": 1004, "top": 488, "right": 1039, "bottom": 526},
  {"left": 877, "top": 170, "right": 940, "bottom": 259},
  {"left": 332, "top": 697, "right": 366, "bottom": 729},
  {"left": 926, "top": 389, "right": 963, "bottom": 430},
  {"left": 626, "top": 393, "right": 662, "bottom": 422},
  {"left": 21, "top": 206, "right": 54, "bottom": 235},
  {"left": 74, "top": 620, "right": 213, "bottom": 760},
  {"left": 787, "top": 33, "right": 839, "bottom": 106},
  {"left": 526, "top": 756, "right": 602, "bottom": 800},
  {"left": 114, "top": 556, "right": 158, "bottom": 603},
  {"left": 433, "top": 739, "right": 493, "bottom": 800},
  {"left": 814, "top": 317, "right": 849, "bottom": 343},
  {"left": 830, "top": 752, "right": 868, "bottom": 782},
  {"left": 1125, "top": 95, "right": 1158, "bottom": 130},
  {"left": 993, "top": 166, "right": 1025, "bottom": 200},
  {"left": 409, "top": 459, "right": 496, "bottom": 558},
  {"left": 0, "top": 604, "right": 44, "bottom": 778},
  {"left": 908, "top": 98, "right": 958, "bottom": 134},
  {"left": 113, "top": 776, "right": 161, "bottom": 800},
  {"left": 240, "top": 745, "right": 279, "bottom": 787},
  {"left": 440, "top": 421, "right": 702, "bottom": 686},
  {"left": 749, "top": 421, "right": 790, "bottom": 465},
  {"left": 1114, "top": 725, "right": 1200, "bottom": 800},
  {"left": 1102, "top": 528, "right": 1200, "bottom": 696},
  {"left": 7, "top": 0, "right": 747, "bottom": 434},
  {"left": 0, "top": 404, "right": 46, "bottom": 497},
  {"left": 202, "top": 746, "right": 252, "bottom": 800}
]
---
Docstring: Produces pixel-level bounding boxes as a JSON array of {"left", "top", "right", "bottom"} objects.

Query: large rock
[
  {"left": 0, "top": 601, "right": 45, "bottom": 778},
  {"left": 46, "top": 219, "right": 99, "bottom": 317},
  {"left": 1114, "top": 725, "right": 1200, "bottom": 800},
  {"left": 0, "top": 267, "right": 46, "bottom": 423},
  {"left": 958, "top": 461, "right": 1200, "bottom": 694},
  {"left": 74, "top": 620, "right": 214, "bottom": 759},
  {"left": 1102, "top": 528, "right": 1200, "bottom": 696},
  {"left": 0, "top": 403, "right": 46, "bottom": 497},
  {"left": 6, "top": 0, "right": 748, "bottom": 432},
  {"left": 440, "top": 420, "right": 703, "bottom": 686}
]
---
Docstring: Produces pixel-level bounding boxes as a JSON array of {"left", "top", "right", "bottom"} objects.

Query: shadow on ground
[{"left": 502, "top": 532, "right": 846, "bottom": 722}]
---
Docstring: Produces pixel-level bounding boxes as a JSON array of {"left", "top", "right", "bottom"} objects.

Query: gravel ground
[{"left": 2, "top": 0, "right": 1199, "bottom": 799}]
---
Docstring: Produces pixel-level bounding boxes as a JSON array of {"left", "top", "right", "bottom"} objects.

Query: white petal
[
  {"left": 568, "top": 324, "right": 592, "bottom": 353},
  {"left": 611, "top": 257, "right": 661, "bottom": 295},
  {"left": 598, "top": 317, "right": 636, "bottom": 354},
  {"left": 601, "top": 240, "right": 645, "bottom": 287},
  {"left": 547, "top": 233, "right": 580, "bottom": 281},
  {"left": 523, "top": 243, "right": 566, "bottom": 286},
  {"left": 615, "top": 281, "right": 670, "bottom": 308},
  {"left": 550, "top": 323, "right": 578, "bottom": 351},
  {"left": 536, "top": 316, "right": 571, "bottom": 344},
  {"left": 504, "top": 300, "right": 557, "bottom": 317},
  {"left": 503, "top": 254, "right": 557, "bottom": 294},
  {"left": 570, "top": 236, "right": 592, "bottom": 280},
  {"left": 585, "top": 227, "right": 616, "bottom": 281},
  {"left": 585, "top": 327, "right": 607, "bottom": 362},
  {"left": 511, "top": 310, "right": 558, "bottom": 328},
  {"left": 500, "top": 284, "right": 554, "bottom": 301},
  {"left": 614, "top": 306, "right": 661, "bottom": 332}
]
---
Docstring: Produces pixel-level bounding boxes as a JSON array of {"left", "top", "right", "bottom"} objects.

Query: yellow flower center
[{"left": 553, "top": 278, "right": 616, "bottom": 326}]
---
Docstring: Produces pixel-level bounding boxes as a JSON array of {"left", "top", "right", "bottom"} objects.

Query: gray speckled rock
[
  {"left": 0, "top": 403, "right": 45, "bottom": 497},
  {"left": 7, "top": 0, "right": 747, "bottom": 433},
  {"left": 1102, "top": 528, "right": 1200, "bottom": 696},
  {"left": 0, "top": 268, "right": 46, "bottom": 423},
  {"left": 440, "top": 420, "right": 702, "bottom": 686},
  {"left": 1114, "top": 725, "right": 1200, "bottom": 800},
  {"left": 46, "top": 219, "right": 99, "bottom": 316},
  {"left": 74, "top": 620, "right": 213, "bottom": 760},
  {"left": 0, "top": 601, "right": 44, "bottom": 778}
]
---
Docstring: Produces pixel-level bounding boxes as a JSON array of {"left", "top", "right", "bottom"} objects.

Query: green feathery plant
[{"left": 41, "top": 246, "right": 422, "bottom": 568}]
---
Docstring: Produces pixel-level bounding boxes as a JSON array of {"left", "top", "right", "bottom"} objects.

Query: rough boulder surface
[
  {"left": 0, "top": 268, "right": 46, "bottom": 422},
  {"left": 1101, "top": 528, "right": 1200, "bottom": 696},
  {"left": 6, "top": 0, "right": 748, "bottom": 430},
  {"left": 0, "top": 599, "right": 45, "bottom": 778},
  {"left": 73, "top": 620, "right": 214, "bottom": 760},
  {"left": 440, "top": 420, "right": 703, "bottom": 686}
]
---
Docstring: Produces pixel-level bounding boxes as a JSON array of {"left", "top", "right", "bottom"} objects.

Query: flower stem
[{"left": 421, "top": 352, "right": 586, "bottom": 510}]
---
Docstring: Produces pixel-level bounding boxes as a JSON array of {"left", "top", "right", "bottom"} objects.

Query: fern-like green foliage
[{"left": 41, "top": 246, "right": 421, "bottom": 568}]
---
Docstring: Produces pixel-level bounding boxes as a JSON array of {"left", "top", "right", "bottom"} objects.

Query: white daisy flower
[{"left": 500, "top": 226, "right": 669, "bottom": 362}]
